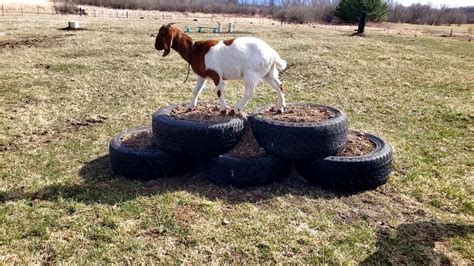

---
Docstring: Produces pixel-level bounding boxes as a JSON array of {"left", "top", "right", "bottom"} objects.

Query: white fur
[{"left": 189, "top": 37, "right": 287, "bottom": 113}]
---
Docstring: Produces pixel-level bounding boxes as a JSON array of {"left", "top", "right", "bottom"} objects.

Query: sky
[{"left": 395, "top": 0, "right": 474, "bottom": 7}]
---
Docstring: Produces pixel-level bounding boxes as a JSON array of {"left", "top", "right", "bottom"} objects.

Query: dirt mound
[
  {"left": 122, "top": 130, "right": 156, "bottom": 150},
  {"left": 337, "top": 132, "right": 375, "bottom": 157},
  {"left": 259, "top": 105, "right": 336, "bottom": 123},
  {"left": 227, "top": 127, "right": 265, "bottom": 157},
  {"left": 170, "top": 103, "right": 233, "bottom": 124}
]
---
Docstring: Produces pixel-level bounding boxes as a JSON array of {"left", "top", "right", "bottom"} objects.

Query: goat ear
[
  {"left": 164, "top": 22, "right": 175, "bottom": 28},
  {"left": 162, "top": 34, "right": 173, "bottom": 57}
]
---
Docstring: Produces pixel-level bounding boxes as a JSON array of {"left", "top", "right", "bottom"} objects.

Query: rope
[{"left": 183, "top": 42, "right": 194, "bottom": 84}]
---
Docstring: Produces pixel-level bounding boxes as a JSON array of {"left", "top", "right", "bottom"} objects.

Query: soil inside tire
[
  {"left": 337, "top": 132, "right": 375, "bottom": 157},
  {"left": 170, "top": 103, "right": 233, "bottom": 124},
  {"left": 259, "top": 105, "right": 336, "bottom": 122},
  {"left": 122, "top": 130, "right": 156, "bottom": 150},
  {"left": 227, "top": 127, "right": 265, "bottom": 158}
]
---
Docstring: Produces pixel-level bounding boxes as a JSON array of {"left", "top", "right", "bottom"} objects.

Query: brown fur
[
  {"left": 223, "top": 38, "right": 236, "bottom": 46},
  {"left": 155, "top": 25, "right": 227, "bottom": 86}
]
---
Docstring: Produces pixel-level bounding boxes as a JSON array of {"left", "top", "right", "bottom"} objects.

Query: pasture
[{"left": 0, "top": 14, "right": 473, "bottom": 263}]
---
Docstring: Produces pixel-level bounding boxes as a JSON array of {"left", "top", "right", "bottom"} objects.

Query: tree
[{"left": 335, "top": 0, "right": 389, "bottom": 22}]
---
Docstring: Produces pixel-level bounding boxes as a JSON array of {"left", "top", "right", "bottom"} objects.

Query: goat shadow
[
  {"left": 361, "top": 221, "right": 474, "bottom": 265},
  {"left": 2, "top": 155, "right": 355, "bottom": 205}
]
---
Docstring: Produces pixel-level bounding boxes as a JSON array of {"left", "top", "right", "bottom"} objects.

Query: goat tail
[{"left": 275, "top": 56, "right": 287, "bottom": 71}]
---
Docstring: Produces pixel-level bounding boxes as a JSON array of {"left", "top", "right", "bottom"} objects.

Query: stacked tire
[
  {"left": 250, "top": 103, "right": 393, "bottom": 192},
  {"left": 109, "top": 103, "right": 291, "bottom": 187},
  {"left": 109, "top": 102, "right": 392, "bottom": 191}
]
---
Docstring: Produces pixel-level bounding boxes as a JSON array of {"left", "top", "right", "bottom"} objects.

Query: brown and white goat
[{"left": 155, "top": 23, "right": 287, "bottom": 114}]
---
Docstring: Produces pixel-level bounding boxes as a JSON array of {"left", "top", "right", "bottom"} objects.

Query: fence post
[
  {"left": 449, "top": 28, "right": 453, "bottom": 37},
  {"left": 116, "top": 10, "right": 118, "bottom": 18},
  {"left": 37, "top": 5, "right": 39, "bottom": 15},
  {"left": 357, "top": 11, "right": 367, "bottom": 34},
  {"left": 21, "top": 5, "right": 23, "bottom": 15},
  {"left": 2, "top": 5, "right": 4, "bottom": 16}
]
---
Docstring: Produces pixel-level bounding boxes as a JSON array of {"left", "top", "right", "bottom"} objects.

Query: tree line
[{"left": 64, "top": 0, "right": 473, "bottom": 25}]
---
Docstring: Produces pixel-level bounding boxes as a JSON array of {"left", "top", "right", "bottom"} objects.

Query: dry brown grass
[{"left": 0, "top": 13, "right": 473, "bottom": 263}]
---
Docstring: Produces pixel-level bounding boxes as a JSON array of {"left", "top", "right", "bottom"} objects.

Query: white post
[
  {"left": 217, "top": 22, "right": 222, "bottom": 33},
  {"left": 228, "top": 22, "right": 234, "bottom": 33}
]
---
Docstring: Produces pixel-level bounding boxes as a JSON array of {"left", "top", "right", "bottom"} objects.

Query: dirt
[
  {"left": 227, "top": 127, "right": 265, "bottom": 158},
  {"left": 259, "top": 105, "right": 336, "bottom": 123},
  {"left": 170, "top": 103, "right": 233, "bottom": 124},
  {"left": 68, "top": 115, "right": 107, "bottom": 129},
  {"left": 2, "top": 115, "right": 108, "bottom": 153},
  {"left": 337, "top": 132, "right": 375, "bottom": 157},
  {"left": 0, "top": 36, "right": 63, "bottom": 49},
  {"left": 122, "top": 130, "right": 156, "bottom": 150}
]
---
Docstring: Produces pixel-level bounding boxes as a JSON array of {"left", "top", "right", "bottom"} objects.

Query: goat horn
[{"left": 164, "top": 23, "right": 176, "bottom": 28}]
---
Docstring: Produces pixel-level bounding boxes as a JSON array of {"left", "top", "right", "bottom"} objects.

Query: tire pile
[{"left": 110, "top": 102, "right": 393, "bottom": 191}]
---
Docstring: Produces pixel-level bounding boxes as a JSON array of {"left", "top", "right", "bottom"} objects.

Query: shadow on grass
[
  {"left": 362, "top": 221, "right": 474, "bottom": 265},
  {"left": 2, "top": 155, "right": 358, "bottom": 205}
]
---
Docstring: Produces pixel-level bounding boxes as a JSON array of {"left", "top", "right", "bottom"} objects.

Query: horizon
[
  {"left": 396, "top": 0, "right": 474, "bottom": 8},
  {"left": 238, "top": 0, "right": 474, "bottom": 8}
]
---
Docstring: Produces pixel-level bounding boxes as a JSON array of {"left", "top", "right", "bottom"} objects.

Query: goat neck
[{"left": 171, "top": 31, "right": 194, "bottom": 64}]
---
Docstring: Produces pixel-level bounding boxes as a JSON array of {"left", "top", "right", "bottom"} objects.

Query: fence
[
  {"left": 1, "top": 4, "right": 57, "bottom": 16},
  {"left": 0, "top": 4, "right": 274, "bottom": 25}
]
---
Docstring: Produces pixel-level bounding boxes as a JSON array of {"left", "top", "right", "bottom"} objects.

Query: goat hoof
[
  {"left": 220, "top": 109, "right": 227, "bottom": 116},
  {"left": 185, "top": 107, "right": 193, "bottom": 113},
  {"left": 270, "top": 105, "right": 281, "bottom": 112},
  {"left": 228, "top": 109, "right": 236, "bottom": 116},
  {"left": 276, "top": 109, "right": 283, "bottom": 114},
  {"left": 212, "top": 106, "right": 220, "bottom": 111}
]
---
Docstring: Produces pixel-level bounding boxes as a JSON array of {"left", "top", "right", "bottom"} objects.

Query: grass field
[{"left": 1, "top": 14, "right": 473, "bottom": 263}]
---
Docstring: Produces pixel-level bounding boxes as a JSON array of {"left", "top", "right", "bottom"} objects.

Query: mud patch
[
  {"left": 0, "top": 35, "right": 65, "bottom": 49},
  {"left": 2, "top": 115, "right": 108, "bottom": 152},
  {"left": 68, "top": 115, "right": 108, "bottom": 128}
]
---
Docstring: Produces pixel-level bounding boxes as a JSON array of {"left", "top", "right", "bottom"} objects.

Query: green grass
[{"left": 1, "top": 15, "right": 473, "bottom": 263}]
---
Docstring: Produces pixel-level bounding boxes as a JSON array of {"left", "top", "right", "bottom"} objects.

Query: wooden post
[
  {"left": 21, "top": 5, "right": 23, "bottom": 15},
  {"left": 2, "top": 5, "right": 4, "bottom": 16},
  {"left": 116, "top": 10, "right": 118, "bottom": 18},
  {"left": 357, "top": 11, "right": 367, "bottom": 34},
  {"left": 449, "top": 28, "right": 453, "bottom": 37},
  {"left": 126, "top": 11, "right": 128, "bottom": 18},
  {"left": 37, "top": 5, "right": 40, "bottom": 15},
  {"left": 94, "top": 9, "right": 96, "bottom": 17}
]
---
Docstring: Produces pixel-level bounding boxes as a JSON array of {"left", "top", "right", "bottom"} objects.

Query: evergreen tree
[{"left": 335, "top": 0, "right": 389, "bottom": 22}]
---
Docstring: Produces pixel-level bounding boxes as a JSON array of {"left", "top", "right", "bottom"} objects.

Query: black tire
[
  {"left": 295, "top": 131, "right": 392, "bottom": 191},
  {"left": 205, "top": 154, "right": 291, "bottom": 188},
  {"left": 109, "top": 127, "right": 194, "bottom": 180},
  {"left": 152, "top": 104, "right": 245, "bottom": 156},
  {"left": 250, "top": 103, "right": 348, "bottom": 160}
]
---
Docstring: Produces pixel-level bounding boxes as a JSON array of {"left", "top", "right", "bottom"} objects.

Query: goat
[{"left": 154, "top": 23, "right": 287, "bottom": 115}]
